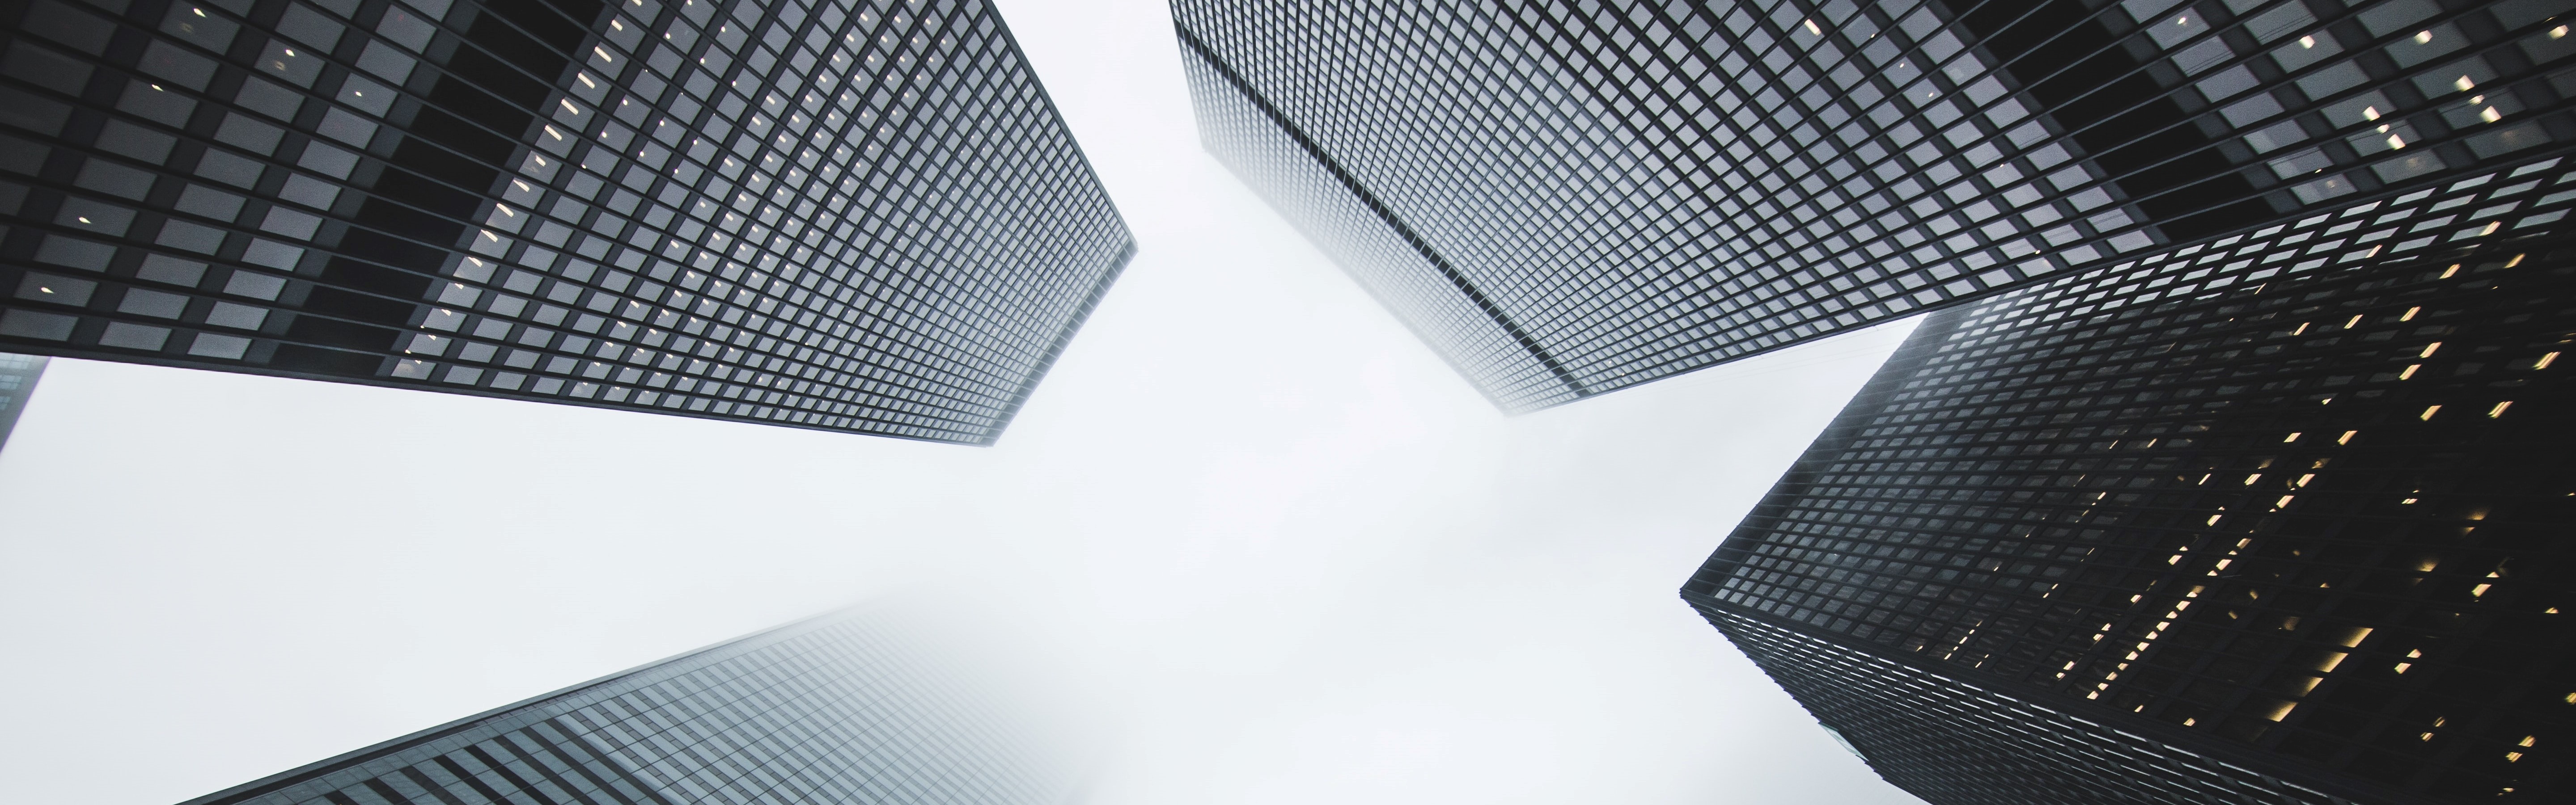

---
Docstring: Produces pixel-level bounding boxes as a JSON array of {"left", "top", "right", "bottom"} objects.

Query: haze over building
[
  {"left": 174, "top": 607, "right": 1078, "bottom": 805},
  {"left": 1, "top": 0, "right": 1132, "bottom": 443},
  {"left": 1175, "top": 0, "right": 2572, "bottom": 411}
]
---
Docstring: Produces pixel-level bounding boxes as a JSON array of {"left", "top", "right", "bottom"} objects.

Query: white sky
[{"left": 0, "top": 1, "right": 1929, "bottom": 803}]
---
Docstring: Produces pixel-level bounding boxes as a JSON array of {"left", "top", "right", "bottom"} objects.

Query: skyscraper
[
  {"left": 0, "top": 351, "right": 47, "bottom": 451},
  {"left": 177, "top": 608, "right": 1076, "bottom": 805},
  {"left": 1682, "top": 152, "right": 2574, "bottom": 804},
  {"left": 1, "top": 0, "right": 1132, "bottom": 444},
  {"left": 1175, "top": 0, "right": 2573, "bottom": 411}
]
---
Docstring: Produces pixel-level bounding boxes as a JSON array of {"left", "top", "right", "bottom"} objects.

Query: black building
[
  {"left": 0, "top": 351, "right": 45, "bottom": 450},
  {"left": 1, "top": 0, "right": 1132, "bottom": 444},
  {"left": 1682, "top": 152, "right": 2575, "bottom": 804},
  {"left": 1175, "top": 0, "right": 2575, "bottom": 411},
  {"left": 176, "top": 608, "right": 1075, "bottom": 805}
]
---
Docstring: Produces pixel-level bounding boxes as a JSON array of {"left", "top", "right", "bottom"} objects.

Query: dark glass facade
[
  {"left": 1710, "top": 607, "right": 2368, "bottom": 805},
  {"left": 0, "top": 351, "right": 46, "bottom": 450},
  {"left": 1174, "top": 0, "right": 2576, "bottom": 411},
  {"left": 1, "top": 0, "right": 1132, "bottom": 443},
  {"left": 177, "top": 610, "right": 1073, "bottom": 805},
  {"left": 1683, "top": 152, "right": 2575, "bottom": 804}
]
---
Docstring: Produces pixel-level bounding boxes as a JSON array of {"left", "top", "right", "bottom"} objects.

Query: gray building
[
  {"left": 1, "top": 0, "right": 1132, "bottom": 443},
  {"left": 1685, "top": 151, "right": 2575, "bottom": 805},
  {"left": 178, "top": 608, "right": 1077, "bottom": 805},
  {"left": 1175, "top": 0, "right": 2573, "bottom": 411},
  {"left": 0, "top": 351, "right": 46, "bottom": 451}
]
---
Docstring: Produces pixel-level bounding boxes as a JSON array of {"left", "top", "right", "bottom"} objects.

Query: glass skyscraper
[
  {"left": 0, "top": 351, "right": 46, "bottom": 451},
  {"left": 1, "top": 0, "right": 1132, "bottom": 443},
  {"left": 1175, "top": 0, "right": 2573, "bottom": 411},
  {"left": 176, "top": 608, "right": 1075, "bottom": 805},
  {"left": 1684, "top": 151, "right": 2573, "bottom": 804}
]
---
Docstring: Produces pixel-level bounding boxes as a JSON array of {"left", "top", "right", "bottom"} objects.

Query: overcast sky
[{"left": 0, "top": 1, "right": 1930, "bottom": 803}]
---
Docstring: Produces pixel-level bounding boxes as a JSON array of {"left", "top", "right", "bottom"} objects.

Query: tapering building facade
[
  {"left": 1, "top": 0, "right": 1132, "bottom": 443},
  {"left": 0, "top": 351, "right": 46, "bottom": 450},
  {"left": 1176, "top": 0, "right": 2576, "bottom": 411},
  {"left": 177, "top": 609, "right": 1075, "bottom": 805},
  {"left": 1683, "top": 152, "right": 2575, "bottom": 804}
]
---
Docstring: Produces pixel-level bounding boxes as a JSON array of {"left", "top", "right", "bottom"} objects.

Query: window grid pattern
[
  {"left": 1177, "top": 38, "right": 1574, "bottom": 409},
  {"left": 0, "top": 0, "right": 1131, "bottom": 444},
  {"left": 1701, "top": 607, "right": 2359, "bottom": 805},
  {"left": 1171, "top": 0, "right": 2575, "bottom": 413},
  {"left": 179, "top": 612, "right": 1068, "bottom": 805},
  {"left": 1945, "top": 0, "right": 2576, "bottom": 236},
  {"left": 1684, "top": 156, "right": 2576, "bottom": 803}
]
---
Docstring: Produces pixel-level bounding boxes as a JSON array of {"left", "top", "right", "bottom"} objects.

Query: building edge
[
  {"left": 980, "top": 238, "right": 1137, "bottom": 446},
  {"left": 1681, "top": 590, "right": 2444, "bottom": 805},
  {"left": 1172, "top": 19, "right": 1587, "bottom": 406}
]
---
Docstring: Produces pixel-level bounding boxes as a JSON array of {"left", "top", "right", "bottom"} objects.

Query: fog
[{"left": 0, "top": 1, "right": 1925, "bottom": 803}]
